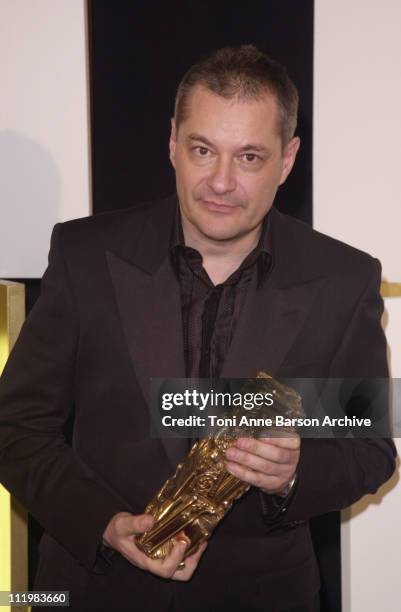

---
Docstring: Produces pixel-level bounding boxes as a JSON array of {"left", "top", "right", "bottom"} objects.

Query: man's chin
[
  {"left": 195, "top": 222, "right": 246, "bottom": 243},
  {"left": 181, "top": 204, "right": 249, "bottom": 243}
]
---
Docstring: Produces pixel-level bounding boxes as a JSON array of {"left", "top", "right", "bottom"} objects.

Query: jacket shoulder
[
  {"left": 52, "top": 196, "right": 176, "bottom": 263},
  {"left": 273, "top": 209, "right": 380, "bottom": 280},
  {"left": 59, "top": 196, "right": 171, "bottom": 237}
]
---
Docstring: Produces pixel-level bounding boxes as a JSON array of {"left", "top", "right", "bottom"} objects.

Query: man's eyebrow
[
  {"left": 186, "top": 133, "right": 271, "bottom": 155},
  {"left": 237, "top": 143, "right": 272, "bottom": 155},
  {"left": 186, "top": 133, "right": 215, "bottom": 148}
]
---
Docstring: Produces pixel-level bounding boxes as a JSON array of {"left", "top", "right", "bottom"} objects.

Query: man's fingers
[
  {"left": 186, "top": 540, "right": 208, "bottom": 566},
  {"left": 105, "top": 513, "right": 201, "bottom": 580},
  {"left": 119, "top": 537, "right": 153, "bottom": 570},
  {"left": 130, "top": 513, "right": 155, "bottom": 535},
  {"left": 258, "top": 434, "right": 300, "bottom": 450},
  {"left": 156, "top": 540, "right": 188, "bottom": 578},
  {"left": 226, "top": 459, "right": 273, "bottom": 488},
  {"left": 172, "top": 541, "right": 208, "bottom": 582},
  {"left": 229, "top": 438, "right": 298, "bottom": 465},
  {"left": 120, "top": 537, "right": 186, "bottom": 577},
  {"left": 225, "top": 435, "right": 300, "bottom": 492},
  {"left": 102, "top": 512, "right": 155, "bottom": 549},
  {"left": 113, "top": 513, "right": 205, "bottom": 581},
  {"left": 227, "top": 444, "right": 294, "bottom": 467},
  {"left": 226, "top": 446, "right": 276, "bottom": 473},
  {"left": 165, "top": 540, "right": 188, "bottom": 566},
  {"left": 241, "top": 434, "right": 300, "bottom": 451},
  {"left": 122, "top": 535, "right": 206, "bottom": 581}
]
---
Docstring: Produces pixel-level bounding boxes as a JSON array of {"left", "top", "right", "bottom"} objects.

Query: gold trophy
[{"left": 136, "top": 372, "right": 303, "bottom": 560}]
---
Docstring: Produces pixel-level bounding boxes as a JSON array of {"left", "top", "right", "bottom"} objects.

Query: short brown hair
[{"left": 174, "top": 44, "right": 299, "bottom": 147}]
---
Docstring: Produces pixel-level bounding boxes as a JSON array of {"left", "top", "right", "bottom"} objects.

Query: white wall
[
  {"left": 0, "top": 0, "right": 91, "bottom": 278},
  {"left": 314, "top": 1, "right": 401, "bottom": 610}
]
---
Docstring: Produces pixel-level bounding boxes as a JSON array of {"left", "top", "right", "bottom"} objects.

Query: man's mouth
[{"left": 202, "top": 200, "right": 239, "bottom": 212}]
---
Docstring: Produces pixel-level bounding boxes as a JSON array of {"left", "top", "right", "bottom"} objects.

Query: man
[{"left": 0, "top": 45, "right": 396, "bottom": 611}]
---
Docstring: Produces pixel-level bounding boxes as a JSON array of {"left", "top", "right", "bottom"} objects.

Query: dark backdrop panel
[{"left": 89, "top": 0, "right": 313, "bottom": 223}]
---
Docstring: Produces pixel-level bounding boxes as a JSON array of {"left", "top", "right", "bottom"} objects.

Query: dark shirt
[
  {"left": 170, "top": 210, "right": 272, "bottom": 379},
  {"left": 170, "top": 207, "right": 296, "bottom": 524}
]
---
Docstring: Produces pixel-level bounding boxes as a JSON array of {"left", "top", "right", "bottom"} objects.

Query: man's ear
[
  {"left": 169, "top": 118, "right": 177, "bottom": 168},
  {"left": 279, "top": 136, "right": 301, "bottom": 185}
]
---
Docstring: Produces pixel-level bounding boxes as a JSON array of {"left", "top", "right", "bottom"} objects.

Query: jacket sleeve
[
  {"left": 266, "top": 258, "right": 397, "bottom": 524},
  {"left": 0, "top": 224, "right": 131, "bottom": 570}
]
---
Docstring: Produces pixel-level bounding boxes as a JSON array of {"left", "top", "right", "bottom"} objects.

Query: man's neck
[{"left": 181, "top": 216, "right": 262, "bottom": 286}]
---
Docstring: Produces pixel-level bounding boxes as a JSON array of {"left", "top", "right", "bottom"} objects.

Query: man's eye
[
  {"left": 240, "top": 153, "right": 260, "bottom": 163},
  {"left": 194, "top": 146, "right": 210, "bottom": 156}
]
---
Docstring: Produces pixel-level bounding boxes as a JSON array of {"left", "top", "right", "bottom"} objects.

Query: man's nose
[{"left": 206, "top": 157, "right": 236, "bottom": 194}]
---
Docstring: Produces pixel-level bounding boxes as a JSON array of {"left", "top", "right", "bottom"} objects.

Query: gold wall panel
[
  {"left": 381, "top": 281, "right": 401, "bottom": 298},
  {"left": 0, "top": 281, "right": 28, "bottom": 611}
]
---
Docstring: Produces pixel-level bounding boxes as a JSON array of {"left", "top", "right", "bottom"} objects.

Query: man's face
[{"left": 169, "top": 85, "right": 300, "bottom": 244}]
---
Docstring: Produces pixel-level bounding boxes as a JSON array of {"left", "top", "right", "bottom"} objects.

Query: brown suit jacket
[{"left": 0, "top": 195, "right": 396, "bottom": 611}]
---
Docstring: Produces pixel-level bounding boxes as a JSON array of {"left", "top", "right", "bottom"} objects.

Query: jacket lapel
[
  {"left": 105, "top": 196, "right": 188, "bottom": 468},
  {"left": 221, "top": 271, "right": 326, "bottom": 379},
  {"left": 106, "top": 252, "right": 185, "bottom": 399},
  {"left": 221, "top": 207, "right": 327, "bottom": 379}
]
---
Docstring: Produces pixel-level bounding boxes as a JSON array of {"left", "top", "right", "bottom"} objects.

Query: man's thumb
[{"left": 132, "top": 513, "right": 154, "bottom": 534}]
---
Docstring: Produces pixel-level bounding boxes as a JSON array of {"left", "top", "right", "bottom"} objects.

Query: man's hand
[
  {"left": 225, "top": 435, "right": 300, "bottom": 495},
  {"left": 102, "top": 512, "right": 207, "bottom": 581}
]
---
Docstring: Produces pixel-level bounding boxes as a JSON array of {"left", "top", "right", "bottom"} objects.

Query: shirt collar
[{"left": 170, "top": 204, "right": 273, "bottom": 286}]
